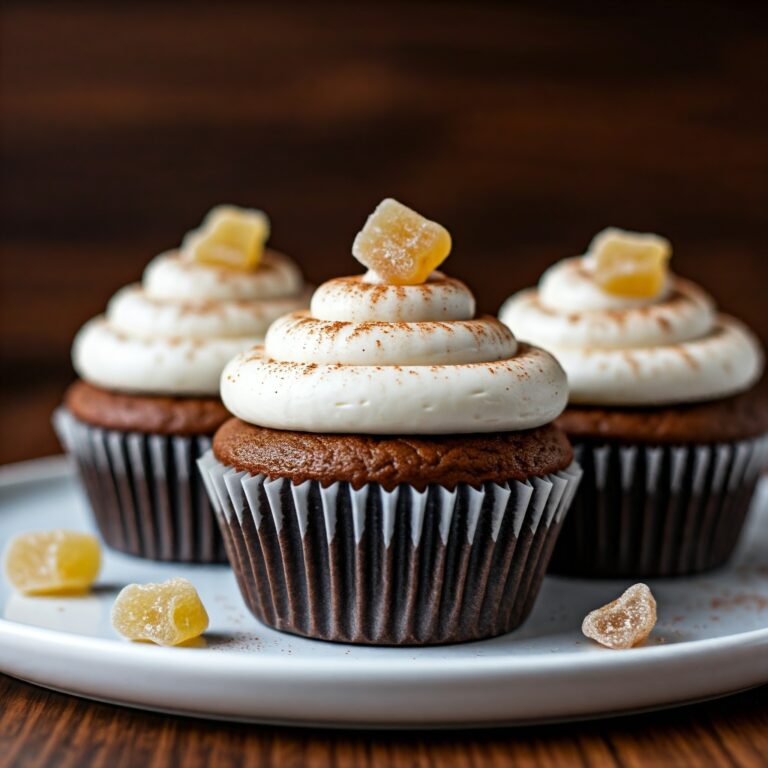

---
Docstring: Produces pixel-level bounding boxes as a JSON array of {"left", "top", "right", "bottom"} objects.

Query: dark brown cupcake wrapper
[
  {"left": 53, "top": 407, "right": 227, "bottom": 563},
  {"left": 198, "top": 451, "right": 582, "bottom": 645},
  {"left": 550, "top": 435, "right": 768, "bottom": 578}
]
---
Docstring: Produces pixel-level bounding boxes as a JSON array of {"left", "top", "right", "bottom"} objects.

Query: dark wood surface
[
  {"left": 0, "top": 674, "right": 766, "bottom": 768},
  {"left": 1, "top": 2, "right": 767, "bottom": 765}
]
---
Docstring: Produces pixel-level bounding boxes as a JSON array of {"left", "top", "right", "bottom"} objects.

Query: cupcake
[
  {"left": 500, "top": 227, "right": 768, "bottom": 577},
  {"left": 54, "top": 206, "right": 310, "bottom": 563},
  {"left": 199, "top": 198, "right": 581, "bottom": 645}
]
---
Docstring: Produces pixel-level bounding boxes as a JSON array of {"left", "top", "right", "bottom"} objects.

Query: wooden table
[
  {"left": 2, "top": 1, "right": 767, "bottom": 765},
  {"left": 0, "top": 674, "right": 766, "bottom": 767}
]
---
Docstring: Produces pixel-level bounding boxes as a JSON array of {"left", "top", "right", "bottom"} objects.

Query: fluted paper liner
[
  {"left": 551, "top": 435, "right": 768, "bottom": 577},
  {"left": 199, "top": 451, "right": 582, "bottom": 645},
  {"left": 53, "top": 408, "right": 226, "bottom": 563}
]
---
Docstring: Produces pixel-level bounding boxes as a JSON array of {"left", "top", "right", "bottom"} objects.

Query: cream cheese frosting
[
  {"left": 221, "top": 271, "right": 569, "bottom": 434},
  {"left": 74, "top": 249, "right": 309, "bottom": 396},
  {"left": 499, "top": 250, "right": 764, "bottom": 406}
]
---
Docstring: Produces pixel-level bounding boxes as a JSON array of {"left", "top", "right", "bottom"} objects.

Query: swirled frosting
[
  {"left": 499, "top": 254, "right": 764, "bottom": 406},
  {"left": 221, "top": 270, "right": 568, "bottom": 434},
  {"left": 74, "top": 249, "right": 309, "bottom": 396}
]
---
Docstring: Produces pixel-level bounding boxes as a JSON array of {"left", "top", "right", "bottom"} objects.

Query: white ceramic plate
[{"left": 1, "top": 456, "right": 767, "bottom": 728}]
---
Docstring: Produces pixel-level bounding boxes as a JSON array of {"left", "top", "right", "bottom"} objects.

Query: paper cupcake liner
[
  {"left": 53, "top": 408, "right": 227, "bottom": 563},
  {"left": 198, "top": 451, "right": 582, "bottom": 645},
  {"left": 550, "top": 435, "right": 768, "bottom": 578}
]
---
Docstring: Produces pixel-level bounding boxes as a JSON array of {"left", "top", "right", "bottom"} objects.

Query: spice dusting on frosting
[
  {"left": 352, "top": 198, "right": 452, "bottom": 285},
  {"left": 216, "top": 201, "right": 569, "bottom": 434},
  {"left": 182, "top": 205, "right": 270, "bottom": 272},
  {"left": 72, "top": 208, "right": 307, "bottom": 396},
  {"left": 499, "top": 232, "right": 764, "bottom": 406}
]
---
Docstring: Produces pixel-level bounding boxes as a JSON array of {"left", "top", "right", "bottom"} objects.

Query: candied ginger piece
[
  {"left": 112, "top": 577, "right": 209, "bottom": 646},
  {"left": 183, "top": 205, "right": 270, "bottom": 271},
  {"left": 3, "top": 530, "right": 101, "bottom": 596},
  {"left": 590, "top": 227, "right": 671, "bottom": 298},
  {"left": 582, "top": 583, "right": 657, "bottom": 649},
  {"left": 352, "top": 198, "right": 452, "bottom": 285}
]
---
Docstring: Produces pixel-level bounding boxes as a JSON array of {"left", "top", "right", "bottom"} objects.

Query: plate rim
[
  {"left": 1, "top": 611, "right": 768, "bottom": 676},
  {"left": 0, "top": 454, "right": 73, "bottom": 486}
]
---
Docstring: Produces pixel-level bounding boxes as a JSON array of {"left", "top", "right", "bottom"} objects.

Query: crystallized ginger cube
[
  {"left": 582, "top": 583, "right": 657, "bottom": 649},
  {"left": 183, "top": 205, "right": 270, "bottom": 271},
  {"left": 3, "top": 530, "right": 101, "bottom": 595},
  {"left": 590, "top": 227, "right": 671, "bottom": 298},
  {"left": 352, "top": 198, "right": 452, "bottom": 285},
  {"left": 112, "top": 577, "right": 209, "bottom": 646}
]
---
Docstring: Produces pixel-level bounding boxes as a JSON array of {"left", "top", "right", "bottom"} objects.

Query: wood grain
[
  {"left": 1, "top": 2, "right": 767, "bottom": 765},
  {"left": 0, "top": 675, "right": 766, "bottom": 768}
]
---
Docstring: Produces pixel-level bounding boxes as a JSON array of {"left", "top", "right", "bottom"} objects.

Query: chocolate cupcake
[
  {"left": 55, "top": 206, "right": 309, "bottom": 563},
  {"left": 500, "top": 228, "right": 767, "bottom": 577},
  {"left": 199, "top": 198, "right": 581, "bottom": 645}
]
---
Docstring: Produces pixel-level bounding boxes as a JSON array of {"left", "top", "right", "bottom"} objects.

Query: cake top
[
  {"left": 220, "top": 199, "right": 569, "bottom": 435},
  {"left": 213, "top": 420, "right": 574, "bottom": 491},
  {"left": 500, "top": 228, "right": 764, "bottom": 407}
]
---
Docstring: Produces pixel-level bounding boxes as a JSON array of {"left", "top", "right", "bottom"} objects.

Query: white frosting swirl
[
  {"left": 144, "top": 249, "right": 303, "bottom": 301},
  {"left": 500, "top": 256, "right": 764, "bottom": 406},
  {"left": 310, "top": 272, "right": 475, "bottom": 321},
  {"left": 73, "top": 249, "right": 308, "bottom": 396},
  {"left": 221, "top": 273, "right": 568, "bottom": 434}
]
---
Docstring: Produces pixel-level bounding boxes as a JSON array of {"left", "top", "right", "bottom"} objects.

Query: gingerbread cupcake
[
  {"left": 199, "top": 199, "right": 581, "bottom": 645},
  {"left": 500, "top": 228, "right": 767, "bottom": 577},
  {"left": 55, "top": 206, "right": 309, "bottom": 562}
]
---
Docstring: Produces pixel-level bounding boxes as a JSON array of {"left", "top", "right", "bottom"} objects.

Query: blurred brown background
[{"left": 2, "top": 0, "right": 767, "bottom": 463}]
